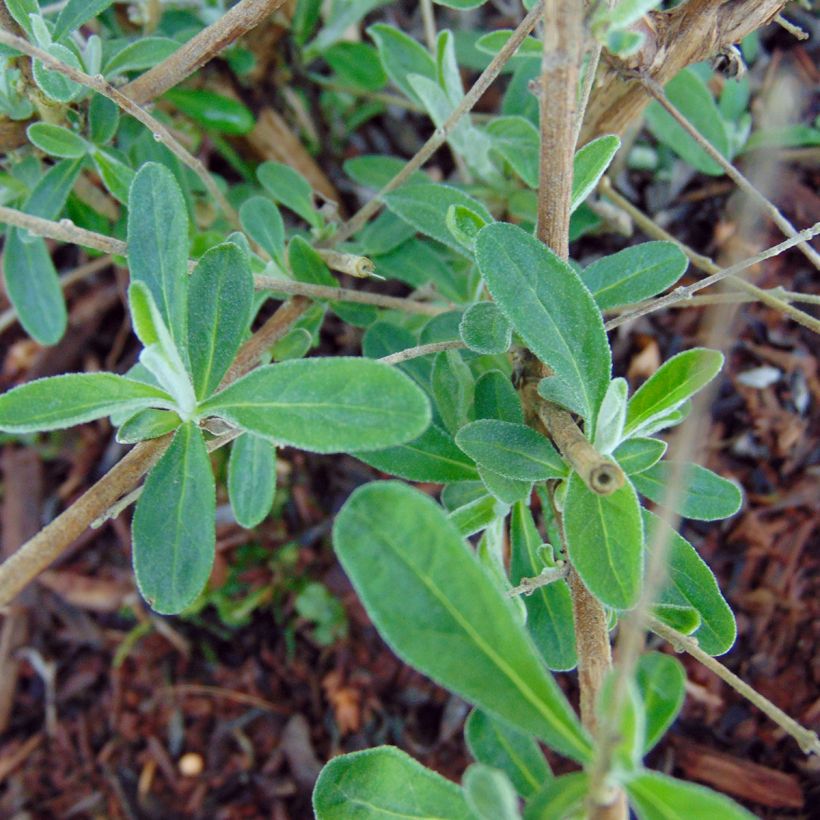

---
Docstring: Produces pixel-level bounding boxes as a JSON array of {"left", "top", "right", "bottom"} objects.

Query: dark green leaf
[
  {"left": 92, "top": 148, "right": 134, "bottom": 203},
  {"left": 465, "top": 709, "right": 550, "bottom": 799},
  {"left": 228, "top": 433, "right": 277, "bottom": 528},
  {"left": 132, "top": 423, "right": 215, "bottom": 614},
  {"left": 564, "top": 473, "right": 643, "bottom": 609},
  {"left": 88, "top": 93, "right": 120, "bottom": 144},
  {"left": 313, "top": 746, "right": 473, "bottom": 819},
  {"left": 200, "top": 358, "right": 431, "bottom": 453},
  {"left": 240, "top": 196, "right": 285, "bottom": 265},
  {"left": 186, "top": 243, "right": 253, "bottom": 400},
  {"left": 325, "top": 41, "right": 386, "bottom": 91},
  {"left": 334, "top": 482, "right": 590, "bottom": 761},
  {"left": 288, "top": 235, "right": 337, "bottom": 286},
  {"left": 164, "top": 88, "right": 255, "bottom": 135},
  {"left": 510, "top": 502, "right": 576, "bottom": 670},
  {"left": 432, "top": 349, "right": 474, "bottom": 435},
  {"left": 474, "top": 370, "right": 523, "bottom": 424},
  {"left": 103, "top": 37, "right": 179, "bottom": 76},
  {"left": 55, "top": 0, "right": 116, "bottom": 39},
  {"left": 476, "top": 222, "right": 611, "bottom": 430},
  {"left": 116, "top": 408, "right": 180, "bottom": 443},
  {"left": 456, "top": 420, "right": 566, "bottom": 481},
  {"left": 258, "top": 161, "right": 320, "bottom": 227}
]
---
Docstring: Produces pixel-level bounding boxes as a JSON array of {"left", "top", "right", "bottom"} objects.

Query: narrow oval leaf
[
  {"left": 478, "top": 465, "right": 532, "bottom": 505},
  {"left": 581, "top": 242, "right": 688, "bottom": 310},
  {"left": 132, "top": 423, "right": 215, "bottom": 614},
  {"left": 460, "top": 302, "right": 513, "bottom": 354},
  {"left": 626, "top": 771, "right": 755, "bottom": 820},
  {"left": 571, "top": 135, "right": 620, "bottom": 212},
  {"left": 240, "top": 196, "right": 285, "bottom": 264},
  {"left": 475, "top": 370, "right": 524, "bottom": 424},
  {"left": 564, "top": 472, "right": 643, "bottom": 610},
  {"left": 465, "top": 709, "right": 551, "bottom": 799},
  {"left": 200, "top": 358, "right": 431, "bottom": 454},
  {"left": 333, "top": 482, "right": 590, "bottom": 761},
  {"left": 384, "top": 183, "right": 493, "bottom": 254},
  {"left": 163, "top": 88, "right": 255, "bottom": 135},
  {"left": 368, "top": 23, "right": 437, "bottom": 105},
  {"left": 643, "top": 509, "right": 736, "bottom": 655},
  {"left": 313, "top": 746, "right": 473, "bottom": 820},
  {"left": 456, "top": 420, "right": 566, "bottom": 481},
  {"left": 510, "top": 502, "right": 576, "bottom": 671},
  {"left": 27, "top": 122, "right": 88, "bottom": 158},
  {"left": 127, "top": 162, "right": 190, "bottom": 349},
  {"left": 448, "top": 493, "right": 506, "bottom": 537},
  {"left": 631, "top": 461, "right": 743, "bottom": 521},
  {"left": 258, "top": 161, "right": 319, "bottom": 227},
  {"left": 0, "top": 373, "right": 172, "bottom": 433},
  {"left": 228, "top": 433, "right": 277, "bottom": 529},
  {"left": 55, "top": 0, "right": 116, "bottom": 39},
  {"left": 475, "top": 222, "right": 611, "bottom": 430},
  {"left": 636, "top": 652, "right": 686, "bottom": 753},
  {"left": 624, "top": 348, "right": 723, "bottom": 437},
  {"left": 187, "top": 243, "right": 253, "bottom": 400},
  {"left": 463, "top": 764, "right": 520, "bottom": 820},
  {"left": 432, "top": 349, "right": 474, "bottom": 435},
  {"left": 116, "top": 408, "right": 180, "bottom": 443},
  {"left": 356, "top": 423, "right": 480, "bottom": 482},
  {"left": 102, "top": 37, "right": 180, "bottom": 76},
  {"left": 92, "top": 147, "right": 134, "bottom": 204},
  {"left": 486, "top": 115, "right": 539, "bottom": 187},
  {"left": 524, "top": 772, "right": 589, "bottom": 820},
  {"left": 613, "top": 437, "right": 667, "bottom": 475}
]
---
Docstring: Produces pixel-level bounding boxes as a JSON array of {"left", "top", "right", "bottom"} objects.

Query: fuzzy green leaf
[
  {"left": 0, "top": 373, "right": 173, "bottom": 433},
  {"left": 474, "top": 371, "right": 524, "bottom": 424},
  {"left": 571, "top": 135, "right": 620, "bottom": 212},
  {"left": 164, "top": 88, "right": 255, "bottom": 135},
  {"left": 524, "top": 772, "right": 589, "bottom": 820},
  {"left": 463, "top": 764, "right": 520, "bottom": 820},
  {"left": 258, "top": 161, "right": 320, "bottom": 227},
  {"left": 613, "top": 437, "right": 667, "bottom": 475},
  {"left": 368, "top": 23, "right": 437, "bottom": 105},
  {"left": 240, "top": 196, "right": 285, "bottom": 265},
  {"left": 200, "top": 358, "right": 431, "bottom": 453},
  {"left": 54, "top": 0, "right": 115, "bottom": 39},
  {"left": 475, "top": 222, "right": 611, "bottom": 430},
  {"left": 460, "top": 302, "right": 512, "bottom": 354},
  {"left": 115, "top": 408, "right": 180, "bottom": 443},
  {"left": 27, "top": 122, "right": 88, "bottom": 158},
  {"left": 313, "top": 746, "right": 472, "bottom": 820},
  {"left": 456, "top": 420, "right": 566, "bottom": 481},
  {"left": 228, "top": 433, "right": 277, "bottom": 529},
  {"left": 333, "top": 482, "right": 591, "bottom": 761},
  {"left": 564, "top": 473, "right": 643, "bottom": 609},
  {"left": 132, "top": 423, "right": 215, "bottom": 614}
]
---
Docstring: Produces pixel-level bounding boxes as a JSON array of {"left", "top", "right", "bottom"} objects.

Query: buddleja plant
[{"left": 0, "top": 161, "right": 431, "bottom": 613}]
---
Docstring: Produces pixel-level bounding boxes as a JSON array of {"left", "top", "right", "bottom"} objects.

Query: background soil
[{"left": 0, "top": 4, "right": 817, "bottom": 818}]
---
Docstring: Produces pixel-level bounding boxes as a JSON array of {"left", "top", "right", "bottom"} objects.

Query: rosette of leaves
[{"left": 0, "top": 164, "right": 431, "bottom": 614}]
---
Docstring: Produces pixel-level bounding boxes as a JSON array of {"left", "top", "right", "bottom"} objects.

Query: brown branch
[
  {"left": 122, "top": 0, "right": 289, "bottom": 104},
  {"left": 581, "top": 0, "right": 787, "bottom": 144}
]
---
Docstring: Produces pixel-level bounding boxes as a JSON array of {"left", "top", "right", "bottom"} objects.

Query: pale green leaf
[
  {"left": 27, "top": 122, "right": 87, "bottom": 158},
  {"left": 636, "top": 652, "right": 686, "bottom": 753},
  {"left": 115, "top": 408, "right": 180, "bottom": 443},
  {"left": 257, "top": 161, "right": 320, "bottom": 227},
  {"left": 200, "top": 358, "right": 431, "bottom": 453},
  {"left": 613, "top": 438, "right": 667, "bottom": 475},
  {"left": 333, "top": 482, "right": 590, "bottom": 761},
  {"left": 463, "top": 764, "right": 520, "bottom": 820},
  {"left": 460, "top": 302, "right": 512, "bottom": 354},
  {"left": 571, "top": 135, "right": 620, "bottom": 212},
  {"left": 240, "top": 196, "right": 285, "bottom": 265},
  {"left": 54, "top": 0, "right": 115, "bottom": 39},
  {"left": 524, "top": 772, "right": 589, "bottom": 820},
  {"left": 102, "top": 37, "right": 179, "bottom": 76},
  {"left": 228, "top": 433, "right": 276, "bottom": 529},
  {"left": 368, "top": 23, "right": 436, "bottom": 105},
  {"left": 448, "top": 493, "right": 506, "bottom": 537}
]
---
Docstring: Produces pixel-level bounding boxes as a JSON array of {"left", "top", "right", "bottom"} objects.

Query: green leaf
[
  {"left": 186, "top": 243, "right": 253, "bottom": 400},
  {"left": 475, "top": 222, "right": 611, "bottom": 430},
  {"left": 132, "top": 423, "right": 215, "bottom": 614},
  {"left": 475, "top": 371, "right": 524, "bottom": 424},
  {"left": 571, "top": 135, "right": 620, "bottom": 212},
  {"left": 368, "top": 23, "right": 437, "bottom": 105},
  {"left": 127, "top": 162, "right": 190, "bottom": 352},
  {"left": 636, "top": 652, "right": 686, "bottom": 753},
  {"left": 596, "top": 673, "right": 646, "bottom": 773},
  {"left": 475, "top": 30, "right": 541, "bottom": 59},
  {"left": 524, "top": 772, "right": 589, "bottom": 820},
  {"left": 613, "top": 437, "right": 667, "bottom": 475},
  {"left": 479, "top": 466, "right": 532, "bottom": 505},
  {"left": 163, "top": 88, "right": 255, "bottom": 135},
  {"left": 305, "top": 0, "right": 390, "bottom": 56},
  {"left": 373, "top": 238, "right": 466, "bottom": 301},
  {"left": 257, "top": 161, "right": 320, "bottom": 227},
  {"left": 27, "top": 122, "right": 87, "bottom": 158},
  {"left": 334, "top": 482, "right": 590, "bottom": 761},
  {"left": 91, "top": 147, "right": 134, "bottom": 203},
  {"left": 344, "top": 155, "right": 428, "bottom": 190},
  {"left": 435, "top": 0, "right": 487, "bottom": 8},
  {"left": 448, "top": 493, "right": 506, "bottom": 537},
  {"left": 432, "top": 349, "right": 474, "bottom": 435},
  {"left": 228, "top": 433, "right": 277, "bottom": 528},
  {"left": 288, "top": 235, "right": 337, "bottom": 286},
  {"left": 88, "top": 93, "right": 119, "bottom": 144},
  {"left": 599, "top": 0, "right": 663, "bottom": 31},
  {"left": 581, "top": 242, "right": 688, "bottom": 310},
  {"left": 460, "top": 302, "right": 512, "bottom": 354},
  {"left": 510, "top": 503, "right": 576, "bottom": 671},
  {"left": 102, "top": 37, "right": 180, "bottom": 76},
  {"left": 0, "top": 373, "right": 172, "bottom": 434},
  {"left": 463, "top": 764, "right": 520, "bottom": 820},
  {"left": 324, "top": 41, "right": 386, "bottom": 91},
  {"left": 116, "top": 408, "right": 180, "bottom": 443},
  {"left": 631, "top": 462, "right": 742, "bottom": 521},
  {"left": 465, "top": 709, "right": 550, "bottom": 799},
  {"left": 456, "top": 420, "right": 566, "bottom": 482},
  {"left": 652, "top": 603, "right": 701, "bottom": 636},
  {"left": 54, "top": 0, "right": 115, "bottom": 39},
  {"left": 312, "top": 746, "right": 473, "bottom": 819},
  {"left": 384, "top": 183, "right": 493, "bottom": 254},
  {"left": 32, "top": 43, "right": 85, "bottom": 102},
  {"left": 645, "top": 68, "right": 732, "bottom": 176},
  {"left": 624, "top": 348, "right": 723, "bottom": 437},
  {"left": 240, "top": 196, "right": 285, "bottom": 265},
  {"left": 643, "top": 510, "right": 736, "bottom": 655},
  {"left": 593, "top": 377, "right": 628, "bottom": 455},
  {"left": 446, "top": 204, "right": 488, "bottom": 250},
  {"left": 200, "top": 358, "right": 431, "bottom": 453},
  {"left": 626, "top": 771, "right": 755, "bottom": 820},
  {"left": 356, "top": 423, "right": 479, "bottom": 482},
  {"left": 4, "top": 0, "right": 38, "bottom": 35},
  {"left": 564, "top": 473, "right": 643, "bottom": 609},
  {"left": 486, "top": 115, "right": 539, "bottom": 187}
]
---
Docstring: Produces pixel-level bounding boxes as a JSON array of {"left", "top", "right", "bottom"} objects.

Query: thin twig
[
  {"left": 650, "top": 618, "right": 820, "bottom": 756},
  {"left": 599, "top": 178, "right": 820, "bottom": 333},
  {"left": 0, "top": 28, "right": 239, "bottom": 227},
  {"left": 420, "top": 0, "right": 437, "bottom": 52},
  {"left": 604, "top": 223, "right": 820, "bottom": 333},
  {"left": 327, "top": 0, "right": 546, "bottom": 245},
  {"left": 507, "top": 562, "right": 568, "bottom": 597},
  {"left": 637, "top": 73, "right": 820, "bottom": 269},
  {"left": 774, "top": 14, "right": 809, "bottom": 40},
  {"left": 378, "top": 340, "right": 465, "bottom": 366},
  {"left": 122, "top": 0, "right": 288, "bottom": 104},
  {"left": 0, "top": 206, "right": 126, "bottom": 254}
]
